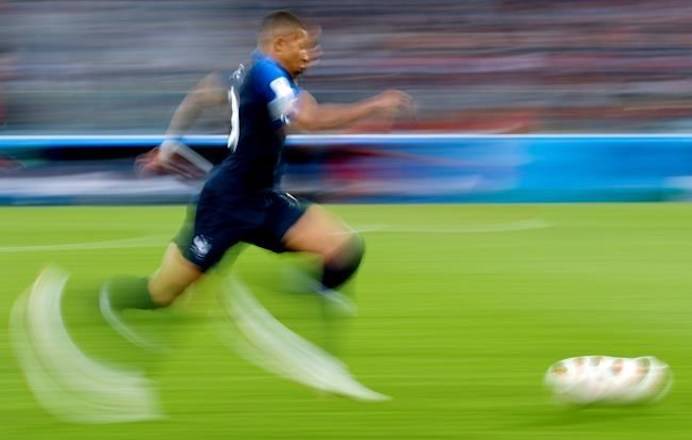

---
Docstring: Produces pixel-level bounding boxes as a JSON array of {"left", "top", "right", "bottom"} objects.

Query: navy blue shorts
[{"left": 174, "top": 190, "right": 308, "bottom": 271}]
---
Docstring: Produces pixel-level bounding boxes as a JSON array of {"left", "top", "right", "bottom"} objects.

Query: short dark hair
[{"left": 260, "top": 10, "right": 306, "bottom": 37}]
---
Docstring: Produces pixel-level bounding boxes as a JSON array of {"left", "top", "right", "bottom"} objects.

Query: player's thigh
[
  {"left": 178, "top": 195, "right": 250, "bottom": 270},
  {"left": 152, "top": 201, "right": 241, "bottom": 303},
  {"left": 281, "top": 204, "right": 355, "bottom": 260}
]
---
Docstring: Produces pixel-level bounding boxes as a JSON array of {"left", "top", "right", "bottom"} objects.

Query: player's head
[{"left": 259, "top": 11, "right": 312, "bottom": 77}]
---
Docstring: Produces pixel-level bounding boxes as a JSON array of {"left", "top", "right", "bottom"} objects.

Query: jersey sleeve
[{"left": 255, "top": 62, "right": 301, "bottom": 127}]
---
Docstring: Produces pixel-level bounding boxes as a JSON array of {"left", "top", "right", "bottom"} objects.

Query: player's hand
[
  {"left": 135, "top": 139, "right": 212, "bottom": 180},
  {"left": 371, "top": 90, "right": 415, "bottom": 117},
  {"left": 306, "top": 25, "right": 323, "bottom": 68}
]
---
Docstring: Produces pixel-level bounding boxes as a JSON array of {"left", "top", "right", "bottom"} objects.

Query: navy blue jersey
[{"left": 209, "top": 51, "right": 301, "bottom": 196}]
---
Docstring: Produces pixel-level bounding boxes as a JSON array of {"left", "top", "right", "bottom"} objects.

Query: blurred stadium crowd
[{"left": 2, "top": 0, "right": 692, "bottom": 133}]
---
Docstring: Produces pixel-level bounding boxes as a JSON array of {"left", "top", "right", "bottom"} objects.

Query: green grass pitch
[{"left": 1, "top": 203, "right": 692, "bottom": 439}]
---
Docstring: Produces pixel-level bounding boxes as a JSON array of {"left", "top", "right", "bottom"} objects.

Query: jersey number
[{"left": 227, "top": 64, "right": 245, "bottom": 152}]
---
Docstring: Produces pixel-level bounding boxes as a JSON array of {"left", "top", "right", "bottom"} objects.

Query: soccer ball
[{"left": 544, "top": 355, "right": 672, "bottom": 405}]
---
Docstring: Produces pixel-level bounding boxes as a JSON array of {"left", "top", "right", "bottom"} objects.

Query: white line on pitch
[
  {"left": 0, "top": 219, "right": 551, "bottom": 253},
  {"left": 0, "top": 235, "right": 169, "bottom": 253},
  {"left": 354, "top": 218, "right": 551, "bottom": 233}
]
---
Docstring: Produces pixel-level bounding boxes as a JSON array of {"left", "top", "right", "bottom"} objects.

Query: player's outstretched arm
[
  {"left": 138, "top": 73, "right": 228, "bottom": 178},
  {"left": 164, "top": 73, "right": 229, "bottom": 138},
  {"left": 291, "top": 89, "right": 413, "bottom": 132}
]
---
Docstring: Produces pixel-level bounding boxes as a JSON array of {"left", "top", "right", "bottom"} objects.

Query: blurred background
[
  {"left": 3, "top": 0, "right": 692, "bottom": 134},
  {"left": 2, "top": 0, "right": 692, "bottom": 204}
]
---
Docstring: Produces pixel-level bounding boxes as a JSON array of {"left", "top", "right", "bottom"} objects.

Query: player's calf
[
  {"left": 148, "top": 243, "right": 204, "bottom": 305},
  {"left": 100, "top": 244, "right": 202, "bottom": 348},
  {"left": 99, "top": 276, "right": 169, "bottom": 350},
  {"left": 320, "top": 233, "right": 364, "bottom": 290},
  {"left": 101, "top": 276, "right": 164, "bottom": 312}
]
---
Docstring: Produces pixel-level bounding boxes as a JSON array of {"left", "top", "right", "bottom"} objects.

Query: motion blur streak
[
  {"left": 10, "top": 266, "right": 163, "bottom": 423},
  {"left": 218, "top": 275, "right": 389, "bottom": 402}
]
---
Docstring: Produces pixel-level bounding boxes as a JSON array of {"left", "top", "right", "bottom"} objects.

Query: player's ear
[
  {"left": 274, "top": 32, "right": 295, "bottom": 52},
  {"left": 271, "top": 35, "right": 285, "bottom": 53}
]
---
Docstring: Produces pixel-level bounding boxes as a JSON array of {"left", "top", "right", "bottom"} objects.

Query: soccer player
[{"left": 101, "top": 11, "right": 412, "bottom": 336}]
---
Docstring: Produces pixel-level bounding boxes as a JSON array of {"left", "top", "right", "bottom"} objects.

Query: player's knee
[{"left": 321, "top": 233, "right": 364, "bottom": 289}]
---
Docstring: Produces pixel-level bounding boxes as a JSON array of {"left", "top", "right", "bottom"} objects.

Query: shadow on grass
[{"left": 506, "top": 404, "right": 662, "bottom": 429}]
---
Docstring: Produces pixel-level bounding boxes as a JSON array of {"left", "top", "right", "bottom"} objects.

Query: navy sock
[
  {"left": 320, "top": 236, "right": 364, "bottom": 290},
  {"left": 104, "top": 277, "right": 164, "bottom": 311}
]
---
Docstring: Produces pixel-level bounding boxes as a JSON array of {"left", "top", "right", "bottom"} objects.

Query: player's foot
[
  {"left": 281, "top": 266, "right": 357, "bottom": 317},
  {"left": 316, "top": 286, "right": 358, "bottom": 317},
  {"left": 99, "top": 280, "right": 164, "bottom": 352}
]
